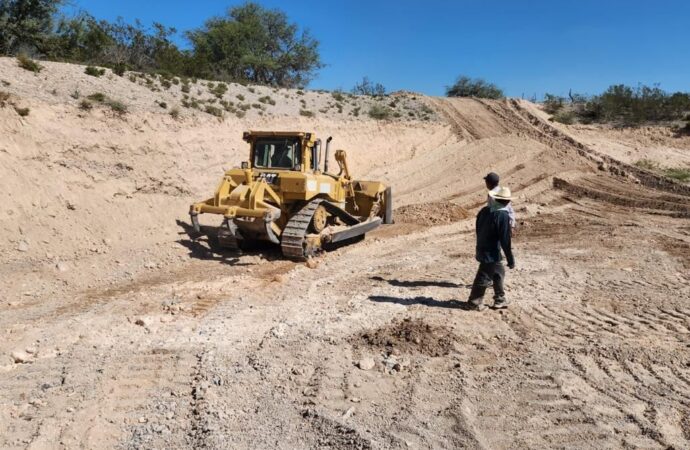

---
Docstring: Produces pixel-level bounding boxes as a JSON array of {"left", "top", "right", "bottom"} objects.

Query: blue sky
[{"left": 65, "top": 1, "right": 690, "bottom": 98}]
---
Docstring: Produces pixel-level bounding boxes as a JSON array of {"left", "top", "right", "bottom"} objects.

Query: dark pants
[{"left": 468, "top": 262, "right": 506, "bottom": 306}]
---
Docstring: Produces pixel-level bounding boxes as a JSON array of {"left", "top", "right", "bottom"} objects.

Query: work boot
[
  {"left": 492, "top": 299, "right": 509, "bottom": 309},
  {"left": 467, "top": 301, "right": 488, "bottom": 311}
]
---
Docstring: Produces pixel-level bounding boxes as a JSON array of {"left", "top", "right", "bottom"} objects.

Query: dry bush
[
  {"left": 17, "top": 55, "right": 43, "bottom": 73},
  {"left": 85, "top": 66, "right": 106, "bottom": 77}
]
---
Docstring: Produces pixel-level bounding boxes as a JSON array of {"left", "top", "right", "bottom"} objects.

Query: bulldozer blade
[{"left": 325, "top": 217, "right": 382, "bottom": 244}]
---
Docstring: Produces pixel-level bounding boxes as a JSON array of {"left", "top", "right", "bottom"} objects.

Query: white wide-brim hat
[{"left": 489, "top": 186, "right": 512, "bottom": 201}]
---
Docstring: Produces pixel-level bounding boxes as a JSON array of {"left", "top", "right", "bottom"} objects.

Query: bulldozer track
[{"left": 281, "top": 199, "right": 324, "bottom": 259}]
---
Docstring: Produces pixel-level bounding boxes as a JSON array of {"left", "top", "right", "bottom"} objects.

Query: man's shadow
[
  {"left": 368, "top": 295, "right": 475, "bottom": 310},
  {"left": 370, "top": 276, "right": 471, "bottom": 289}
]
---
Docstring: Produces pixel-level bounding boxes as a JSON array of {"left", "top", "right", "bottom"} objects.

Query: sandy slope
[{"left": 1, "top": 58, "right": 689, "bottom": 449}]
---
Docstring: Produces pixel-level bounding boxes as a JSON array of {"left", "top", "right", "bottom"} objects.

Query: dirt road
[{"left": 1, "top": 60, "right": 689, "bottom": 449}]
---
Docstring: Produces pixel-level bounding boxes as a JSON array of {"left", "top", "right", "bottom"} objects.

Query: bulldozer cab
[
  {"left": 244, "top": 131, "right": 315, "bottom": 173},
  {"left": 252, "top": 136, "right": 302, "bottom": 170}
]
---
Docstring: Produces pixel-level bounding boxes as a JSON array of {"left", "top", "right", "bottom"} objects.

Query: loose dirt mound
[
  {"left": 394, "top": 201, "right": 469, "bottom": 225},
  {"left": 360, "top": 318, "right": 454, "bottom": 357}
]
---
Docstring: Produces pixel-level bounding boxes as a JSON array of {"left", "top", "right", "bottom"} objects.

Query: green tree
[
  {"left": 446, "top": 76, "right": 504, "bottom": 99},
  {"left": 187, "top": 2, "right": 322, "bottom": 87},
  {"left": 48, "top": 13, "right": 190, "bottom": 74},
  {"left": 0, "top": 0, "right": 63, "bottom": 55}
]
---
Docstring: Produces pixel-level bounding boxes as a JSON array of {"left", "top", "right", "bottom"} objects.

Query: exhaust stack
[{"left": 324, "top": 136, "right": 333, "bottom": 173}]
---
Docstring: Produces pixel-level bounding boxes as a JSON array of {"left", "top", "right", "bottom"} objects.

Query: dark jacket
[{"left": 475, "top": 206, "right": 514, "bottom": 266}]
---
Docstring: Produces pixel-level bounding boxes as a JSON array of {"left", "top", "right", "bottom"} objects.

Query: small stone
[
  {"left": 358, "top": 357, "right": 375, "bottom": 371},
  {"left": 134, "top": 317, "right": 153, "bottom": 328},
  {"left": 305, "top": 259, "right": 318, "bottom": 269},
  {"left": 138, "top": 416, "right": 147, "bottom": 423},
  {"left": 270, "top": 323, "right": 288, "bottom": 338},
  {"left": 17, "top": 241, "right": 29, "bottom": 252},
  {"left": 11, "top": 351, "right": 32, "bottom": 364},
  {"left": 272, "top": 274, "right": 285, "bottom": 283},
  {"left": 56, "top": 261, "right": 69, "bottom": 272},
  {"left": 342, "top": 406, "right": 356, "bottom": 419},
  {"left": 350, "top": 397, "right": 361, "bottom": 403},
  {"left": 598, "top": 162, "right": 608, "bottom": 171}
]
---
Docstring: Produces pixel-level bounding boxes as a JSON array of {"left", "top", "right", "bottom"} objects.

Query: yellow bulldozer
[{"left": 189, "top": 131, "right": 392, "bottom": 259}]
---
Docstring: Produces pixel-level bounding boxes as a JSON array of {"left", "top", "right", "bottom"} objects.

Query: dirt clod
[{"left": 360, "top": 318, "right": 454, "bottom": 357}]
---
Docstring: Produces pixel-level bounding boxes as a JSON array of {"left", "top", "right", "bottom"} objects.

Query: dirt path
[{"left": 1, "top": 78, "right": 689, "bottom": 449}]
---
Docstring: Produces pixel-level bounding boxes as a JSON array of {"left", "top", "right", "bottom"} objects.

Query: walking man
[
  {"left": 467, "top": 186, "right": 515, "bottom": 311},
  {"left": 484, "top": 172, "right": 516, "bottom": 229}
]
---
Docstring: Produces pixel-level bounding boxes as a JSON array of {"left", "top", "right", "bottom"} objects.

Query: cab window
[{"left": 253, "top": 138, "right": 301, "bottom": 169}]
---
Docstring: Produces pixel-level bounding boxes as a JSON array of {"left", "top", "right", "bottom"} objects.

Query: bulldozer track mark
[
  {"left": 467, "top": 368, "right": 624, "bottom": 449},
  {"left": 565, "top": 354, "right": 671, "bottom": 448}
]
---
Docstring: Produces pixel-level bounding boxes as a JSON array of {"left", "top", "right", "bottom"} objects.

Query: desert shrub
[
  {"left": 543, "top": 94, "right": 566, "bottom": 114},
  {"left": 296, "top": 90, "right": 304, "bottom": 95},
  {"left": 84, "top": 66, "right": 106, "bottom": 77},
  {"left": 251, "top": 103, "right": 262, "bottom": 109},
  {"left": 128, "top": 74, "right": 137, "bottom": 83},
  {"left": 112, "top": 63, "right": 127, "bottom": 76},
  {"left": 664, "top": 167, "right": 690, "bottom": 182},
  {"left": 181, "top": 84, "right": 191, "bottom": 93},
  {"left": 551, "top": 110, "right": 576, "bottom": 124},
  {"left": 1, "top": 80, "right": 10, "bottom": 86},
  {"left": 17, "top": 55, "right": 43, "bottom": 73},
  {"left": 236, "top": 94, "right": 245, "bottom": 101},
  {"left": 169, "top": 107, "right": 180, "bottom": 119},
  {"left": 238, "top": 103, "right": 250, "bottom": 111},
  {"left": 79, "top": 100, "right": 93, "bottom": 110},
  {"left": 258, "top": 95, "right": 275, "bottom": 105},
  {"left": 299, "top": 109, "right": 314, "bottom": 117},
  {"left": 70, "top": 89, "right": 80, "bottom": 99},
  {"left": 352, "top": 76, "right": 386, "bottom": 96},
  {"left": 368, "top": 104, "right": 392, "bottom": 120},
  {"left": 352, "top": 106, "right": 360, "bottom": 117},
  {"left": 247, "top": 87, "right": 255, "bottom": 93},
  {"left": 105, "top": 99, "right": 127, "bottom": 115},
  {"left": 332, "top": 90, "right": 344, "bottom": 102},
  {"left": 634, "top": 159, "right": 660, "bottom": 171},
  {"left": 211, "top": 82, "right": 228, "bottom": 98},
  {"left": 205, "top": 105, "right": 223, "bottom": 117},
  {"left": 446, "top": 76, "right": 503, "bottom": 99},
  {"left": 157, "top": 100, "right": 168, "bottom": 109},
  {"left": 14, "top": 106, "right": 30, "bottom": 116},
  {"left": 161, "top": 79, "right": 172, "bottom": 89},
  {"left": 87, "top": 92, "right": 106, "bottom": 102},
  {"left": 235, "top": 110, "right": 246, "bottom": 118}
]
